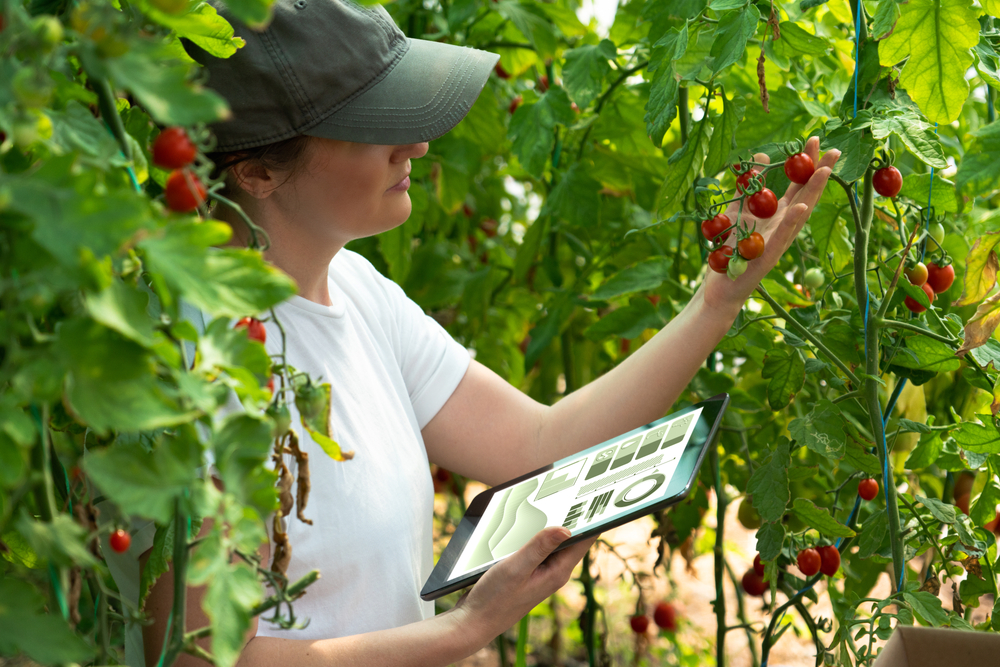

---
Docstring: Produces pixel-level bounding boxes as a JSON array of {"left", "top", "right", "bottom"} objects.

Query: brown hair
[{"left": 208, "top": 135, "right": 313, "bottom": 200}]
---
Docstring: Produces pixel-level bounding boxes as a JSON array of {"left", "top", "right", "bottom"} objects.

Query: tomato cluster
[
  {"left": 151, "top": 127, "right": 208, "bottom": 213},
  {"left": 902, "top": 254, "right": 954, "bottom": 314},
  {"left": 629, "top": 600, "right": 678, "bottom": 635}
]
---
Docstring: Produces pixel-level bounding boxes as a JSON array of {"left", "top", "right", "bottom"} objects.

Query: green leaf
[
  {"left": 703, "top": 90, "right": 746, "bottom": 177},
  {"left": 656, "top": 117, "right": 710, "bottom": 216},
  {"left": 84, "top": 435, "right": 202, "bottom": 523},
  {"left": 644, "top": 25, "right": 685, "bottom": 147},
  {"left": 46, "top": 102, "right": 128, "bottom": 169},
  {"left": 709, "top": 6, "right": 761, "bottom": 75},
  {"left": 525, "top": 299, "right": 572, "bottom": 371},
  {"left": 140, "top": 221, "right": 297, "bottom": 319},
  {"left": 972, "top": 479, "right": 1000, "bottom": 526},
  {"left": 952, "top": 419, "right": 1000, "bottom": 454},
  {"left": 215, "top": 0, "right": 272, "bottom": 27},
  {"left": 891, "top": 336, "right": 961, "bottom": 373},
  {"left": 954, "top": 232, "right": 1000, "bottom": 307},
  {"left": 509, "top": 88, "right": 575, "bottom": 178},
  {"left": 747, "top": 439, "right": 790, "bottom": 523},
  {"left": 916, "top": 494, "right": 958, "bottom": 523},
  {"left": 771, "top": 21, "right": 831, "bottom": 58},
  {"left": 0, "top": 578, "right": 94, "bottom": 665},
  {"left": 857, "top": 510, "right": 888, "bottom": 558},
  {"left": 898, "top": 172, "right": 958, "bottom": 213},
  {"left": 737, "top": 88, "right": 810, "bottom": 152},
  {"left": 878, "top": 0, "right": 980, "bottom": 124},
  {"left": 139, "top": 521, "right": 174, "bottom": 609},
  {"left": 808, "top": 203, "right": 854, "bottom": 273},
  {"left": 957, "top": 120, "right": 1000, "bottom": 197},
  {"left": 562, "top": 39, "right": 617, "bottom": 109},
  {"left": 788, "top": 399, "right": 847, "bottom": 459},
  {"left": 542, "top": 163, "right": 601, "bottom": 226},
  {"left": 761, "top": 348, "right": 805, "bottom": 410},
  {"left": 825, "top": 125, "right": 877, "bottom": 183},
  {"left": 584, "top": 298, "right": 667, "bottom": 341},
  {"left": 85, "top": 279, "right": 155, "bottom": 347},
  {"left": 755, "top": 522, "right": 785, "bottom": 561},
  {"left": 496, "top": 1, "right": 558, "bottom": 56},
  {"left": 844, "top": 439, "right": 882, "bottom": 475},
  {"left": 591, "top": 257, "right": 672, "bottom": 300},
  {"left": 145, "top": 2, "right": 245, "bottom": 57},
  {"left": 871, "top": 0, "right": 901, "bottom": 39},
  {"left": 790, "top": 498, "right": 856, "bottom": 538},
  {"left": 514, "top": 216, "right": 548, "bottom": 283},
  {"left": 869, "top": 112, "right": 948, "bottom": 169},
  {"left": 197, "top": 317, "right": 271, "bottom": 376},
  {"left": 104, "top": 42, "right": 231, "bottom": 125},
  {"left": 905, "top": 432, "right": 944, "bottom": 469},
  {"left": 212, "top": 414, "right": 278, "bottom": 512},
  {"left": 903, "top": 591, "right": 949, "bottom": 626},
  {"left": 15, "top": 512, "right": 99, "bottom": 568}
]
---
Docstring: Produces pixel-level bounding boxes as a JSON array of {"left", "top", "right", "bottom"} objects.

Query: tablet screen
[{"left": 448, "top": 406, "right": 703, "bottom": 580}]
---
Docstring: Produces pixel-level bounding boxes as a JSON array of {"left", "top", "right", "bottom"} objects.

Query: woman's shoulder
[{"left": 330, "top": 248, "right": 397, "bottom": 296}]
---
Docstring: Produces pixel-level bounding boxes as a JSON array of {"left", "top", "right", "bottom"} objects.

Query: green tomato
[
  {"left": 32, "top": 16, "right": 64, "bottom": 50},
  {"left": 804, "top": 267, "right": 825, "bottom": 289},
  {"left": 727, "top": 254, "right": 748, "bottom": 280},
  {"left": 12, "top": 68, "right": 54, "bottom": 108},
  {"left": 929, "top": 222, "right": 946, "bottom": 246},
  {"left": 737, "top": 498, "right": 761, "bottom": 529}
]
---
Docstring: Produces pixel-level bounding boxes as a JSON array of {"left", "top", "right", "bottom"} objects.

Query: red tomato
[
  {"left": 647, "top": 294, "right": 661, "bottom": 306},
  {"left": 151, "top": 127, "right": 197, "bottom": 170},
  {"left": 494, "top": 63, "right": 510, "bottom": 79},
  {"left": 265, "top": 376, "right": 275, "bottom": 394},
  {"left": 509, "top": 95, "right": 522, "bottom": 115},
  {"left": 738, "top": 232, "right": 765, "bottom": 260},
  {"left": 797, "top": 548, "right": 821, "bottom": 576},
  {"left": 164, "top": 169, "right": 207, "bottom": 212},
  {"left": 984, "top": 510, "right": 1000, "bottom": 534},
  {"left": 110, "top": 529, "right": 131, "bottom": 554},
  {"left": 956, "top": 492, "right": 970, "bottom": 516},
  {"left": 784, "top": 152, "right": 815, "bottom": 185},
  {"left": 926, "top": 262, "right": 955, "bottom": 294},
  {"left": 701, "top": 213, "right": 731, "bottom": 244},
  {"left": 235, "top": 316, "right": 267, "bottom": 344},
  {"left": 817, "top": 545, "right": 841, "bottom": 576},
  {"left": 708, "top": 246, "right": 734, "bottom": 274},
  {"left": 753, "top": 553, "right": 765, "bottom": 577},
  {"left": 904, "top": 282, "right": 935, "bottom": 314},
  {"left": 653, "top": 601, "right": 677, "bottom": 631},
  {"left": 480, "top": 219, "right": 498, "bottom": 238},
  {"left": 873, "top": 165, "right": 902, "bottom": 198},
  {"left": 741, "top": 568, "right": 767, "bottom": 596},
  {"left": 735, "top": 168, "right": 760, "bottom": 194},
  {"left": 747, "top": 189, "right": 778, "bottom": 218},
  {"left": 858, "top": 478, "right": 879, "bottom": 501},
  {"left": 537, "top": 74, "right": 549, "bottom": 92},
  {"left": 905, "top": 262, "right": 928, "bottom": 286},
  {"left": 629, "top": 614, "right": 649, "bottom": 634}
]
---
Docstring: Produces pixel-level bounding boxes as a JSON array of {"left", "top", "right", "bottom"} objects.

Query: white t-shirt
[{"left": 255, "top": 249, "right": 470, "bottom": 639}]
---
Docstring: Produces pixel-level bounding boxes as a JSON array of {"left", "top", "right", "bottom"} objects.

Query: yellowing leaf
[
  {"left": 879, "top": 0, "right": 980, "bottom": 124},
  {"left": 958, "top": 291, "right": 1000, "bottom": 356},
  {"left": 954, "top": 232, "right": 1000, "bottom": 307},
  {"left": 302, "top": 422, "right": 353, "bottom": 462}
]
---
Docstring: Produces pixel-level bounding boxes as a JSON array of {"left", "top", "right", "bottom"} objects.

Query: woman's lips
[{"left": 388, "top": 173, "right": 411, "bottom": 192}]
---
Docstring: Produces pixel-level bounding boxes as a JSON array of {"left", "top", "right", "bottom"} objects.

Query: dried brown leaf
[{"left": 957, "top": 291, "right": 1000, "bottom": 356}]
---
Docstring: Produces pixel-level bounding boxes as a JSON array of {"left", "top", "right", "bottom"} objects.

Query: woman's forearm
[
  {"left": 534, "top": 287, "right": 739, "bottom": 466},
  {"left": 238, "top": 608, "right": 480, "bottom": 667}
]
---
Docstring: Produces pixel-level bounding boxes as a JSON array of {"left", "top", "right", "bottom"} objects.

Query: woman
[{"left": 143, "top": 0, "right": 840, "bottom": 665}]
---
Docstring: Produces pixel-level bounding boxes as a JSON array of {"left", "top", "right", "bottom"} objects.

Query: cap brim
[{"left": 303, "top": 39, "right": 499, "bottom": 145}]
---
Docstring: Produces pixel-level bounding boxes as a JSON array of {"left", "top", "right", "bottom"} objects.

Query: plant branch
[{"left": 877, "top": 319, "right": 956, "bottom": 346}]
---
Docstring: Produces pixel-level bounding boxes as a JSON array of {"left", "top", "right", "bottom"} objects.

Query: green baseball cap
[{"left": 185, "top": 0, "right": 499, "bottom": 151}]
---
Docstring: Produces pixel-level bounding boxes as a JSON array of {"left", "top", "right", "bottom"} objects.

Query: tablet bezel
[{"left": 421, "top": 393, "right": 730, "bottom": 601}]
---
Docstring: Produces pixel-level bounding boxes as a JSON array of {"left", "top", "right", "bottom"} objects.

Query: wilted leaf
[
  {"left": 954, "top": 232, "right": 1000, "bottom": 307},
  {"left": 957, "top": 292, "right": 1000, "bottom": 356}
]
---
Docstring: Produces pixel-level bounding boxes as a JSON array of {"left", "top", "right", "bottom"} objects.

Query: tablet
[{"left": 421, "top": 393, "right": 729, "bottom": 601}]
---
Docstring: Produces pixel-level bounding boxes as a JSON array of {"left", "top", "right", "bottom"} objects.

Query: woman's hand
[
  {"left": 450, "top": 527, "right": 597, "bottom": 647},
  {"left": 701, "top": 136, "right": 841, "bottom": 317}
]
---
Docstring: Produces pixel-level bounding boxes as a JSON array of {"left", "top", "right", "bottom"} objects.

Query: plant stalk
[
  {"left": 712, "top": 444, "right": 726, "bottom": 667},
  {"left": 161, "top": 499, "right": 190, "bottom": 667}
]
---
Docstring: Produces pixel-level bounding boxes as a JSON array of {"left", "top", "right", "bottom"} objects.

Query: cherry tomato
[
  {"left": 784, "top": 152, "right": 815, "bottom": 185},
  {"left": 494, "top": 62, "right": 510, "bottom": 79},
  {"left": 956, "top": 492, "right": 970, "bottom": 516},
  {"left": 152, "top": 127, "right": 197, "bottom": 170},
  {"left": 738, "top": 232, "right": 765, "bottom": 260},
  {"left": 984, "top": 510, "right": 1000, "bottom": 534},
  {"left": 741, "top": 568, "right": 767, "bottom": 597},
  {"left": 164, "top": 169, "right": 207, "bottom": 212},
  {"left": 265, "top": 376, "right": 275, "bottom": 394},
  {"left": 701, "top": 213, "right": 731, "bottom": 244},
  {"left": 480, "top": 219, "right": 498, "bottom": 238},
  {"left": 873, "top": 165, "right": 902, "bottom": 198},
  {"left": 904, "top": 282, "right": 935, "bottom": 314},
  {"left": 630, "top": 614, "right": 649, "bottom": 634},
  {"left": 653, "top": 601, "right": 677, "bottom": 631},
  {"left": 727, "top": 255, "right": 748, "bottom": 279},
  {"left": 817, "top": 545, "right": 841, "bottom": 576},
  {"left": 905, "top": 262, "right": 928, "bottom": 287},
  {"left": 753, "top": 553, "right": 765, "bottom": 577},
  {"left": 929, "top": 222, "right": 946, "bottom": 246},
  {"left": 747, "top": 189, "right": 778, "bottom": 219},
  {"left": 708, "top": 246, "right": 734, "bottom": 274},
  {"left": 858, "top": 478, "right": 879, "bottom": 501},
  {"left": 235, "top": 316, "right": 267, "bottom": 344},
  {"left": 508, "top": 95, "right": 522, "bottom": 115},
  {"left": 735, "top": 168, "right": 760, "bottom": 194},
  {"left": 797, "top": 548, "right": 821, "bottom": 576},
  {"left": 537, "top": 74, "right": 549, "bottom": 92},
  {"left": 804, "top": 267, "right": 825, "bottom": 289},
  {"left": 110, "top": 529, "right": 131, "bottom": 554},
  {"left": 926, "top": 262, "right": 955, "bottom": 294}
]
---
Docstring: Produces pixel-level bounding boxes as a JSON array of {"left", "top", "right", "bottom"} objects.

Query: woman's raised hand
[
  {"left": 450, "top": 527, "right": 597, "bottom": 647},
  {"left": 701, "top": 136, "right": 841, "bottom": 316}
]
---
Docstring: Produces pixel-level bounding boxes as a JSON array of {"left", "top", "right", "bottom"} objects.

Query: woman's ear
[{"left": 229, "top": 160, "right": 277, "bottom": 200}]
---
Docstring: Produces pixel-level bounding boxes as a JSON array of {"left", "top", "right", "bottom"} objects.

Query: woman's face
[{"left": 274, "top": 137, "right": 429, "bottom": 246}]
